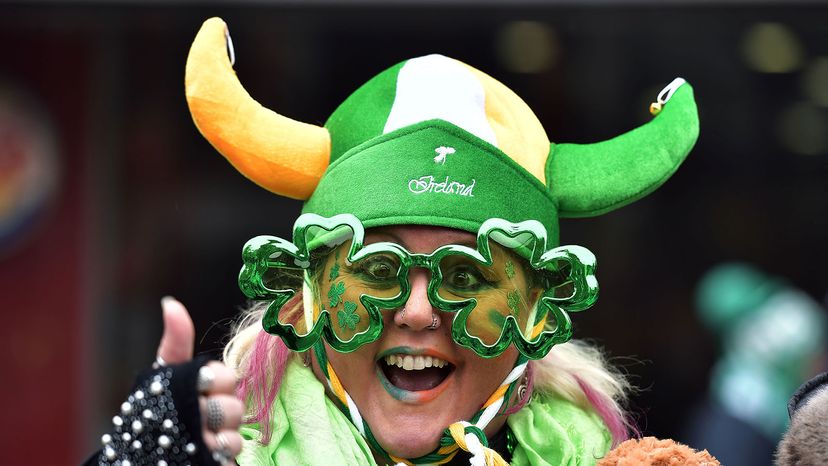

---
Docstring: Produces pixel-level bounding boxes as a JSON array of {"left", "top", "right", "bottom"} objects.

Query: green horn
[{"left": 546, "top": 79, "right": 699, "bottom": 218}]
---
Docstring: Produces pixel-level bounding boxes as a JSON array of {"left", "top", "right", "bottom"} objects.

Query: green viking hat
[{"left": 186, "top": 18, "right": 699, "bottom": 243}]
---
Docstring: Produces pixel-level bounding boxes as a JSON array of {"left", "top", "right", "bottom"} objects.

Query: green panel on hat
[
  {"left": 303, "top": 119, "right": 560, "bottom": 245},
  {"left": 325, "top": 61, "right": 405, "bottom": 163},
  {"left": 547, "top": 83, "right": 699, "bottom": 218}
]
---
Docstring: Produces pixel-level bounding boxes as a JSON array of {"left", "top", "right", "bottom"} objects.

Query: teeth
[{"left": 384, "top": 354, "right": 449, "bottom": 370}]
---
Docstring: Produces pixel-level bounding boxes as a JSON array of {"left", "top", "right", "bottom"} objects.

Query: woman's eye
[
  {"left": 447, "top": 267, "right": 483, "bottom": 290},
  {"left": 360, "top": 257, "right": 398, "bottom": 281}
]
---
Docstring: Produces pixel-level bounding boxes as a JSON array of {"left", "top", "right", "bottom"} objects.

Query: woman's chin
[
  {"left": 368, "top": 365, "right": 462, "bottom": 457},
  {"left": 377, "top": 425, "right": 444, "bottom": 459},
  {"left": 369, "top": 387, "right": 465, "bottom": 457}
]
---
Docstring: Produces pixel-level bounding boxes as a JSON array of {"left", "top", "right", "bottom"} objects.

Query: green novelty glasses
[{"left": 239, "top": 214, "right": 598, "bottom": 359}]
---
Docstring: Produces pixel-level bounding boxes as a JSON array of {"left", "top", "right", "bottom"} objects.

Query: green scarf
[{"left": 237, "top": 358, "right": 611, "bottom": 465}]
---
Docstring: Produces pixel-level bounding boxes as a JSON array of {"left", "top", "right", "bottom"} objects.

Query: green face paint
[
  {"left": 507, "top": 290, "right": 522, "bottom": 316},
  {"left": 488, "top": 309, "right": 507, "bottom": 328},
  {"left": 328, "top": 281, "right": 345, "bottom": 307},
  {"left": 337, "top": 301, "right": 360, "bottom": 330},
  {"left": 505, "top": 260, "right": 515, "bottom": 279}
]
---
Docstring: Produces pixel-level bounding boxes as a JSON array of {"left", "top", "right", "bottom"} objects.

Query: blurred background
[{"left": 1, "top": 1, "right": 827, "bottom": 464}]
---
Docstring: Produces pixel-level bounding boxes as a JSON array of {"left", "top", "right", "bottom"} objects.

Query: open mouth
[{"left": 376, "top": 351, "right": 456, "bottom": 402}]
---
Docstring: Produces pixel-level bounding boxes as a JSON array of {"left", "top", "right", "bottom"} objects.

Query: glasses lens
[
  {"left": 436, "top": 242, "right": 554, "bottom": 347},
  {"left": 312, "top": 244, "right": 403, "bottom": 340},
  {"left": 268, "top": 224, "right": 358, "bottom": 339}
]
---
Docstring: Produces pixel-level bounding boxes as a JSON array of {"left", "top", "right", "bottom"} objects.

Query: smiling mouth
[{"left": 380, "top": 354, "right": 455, "bottom": 393}]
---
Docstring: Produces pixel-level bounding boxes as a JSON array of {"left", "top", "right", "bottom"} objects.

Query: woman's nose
[{"left": 394, "top": 269, "right": 437, "bottom": 331}]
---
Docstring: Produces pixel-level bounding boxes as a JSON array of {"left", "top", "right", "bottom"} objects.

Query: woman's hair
[
  {"left": 223, "top": 302, "right": 290, "bottom": 443},
  {"left": 223, "top": 300, "right": 634, "bottom": 446},
  {"left": 532, "top": 339, "right": 634, "bottom": 446}
]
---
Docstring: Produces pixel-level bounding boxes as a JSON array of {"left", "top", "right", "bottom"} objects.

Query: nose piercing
[
  {"left": 427, "top": 312, "right": 440, "bottom": 330},
  {"left": 398, "top": 307, "right": 407, "bottom": 320}
]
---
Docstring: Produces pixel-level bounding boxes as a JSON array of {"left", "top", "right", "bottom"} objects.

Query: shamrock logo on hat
[{"left": 433, "top": 146, "right": 456, "bottom": 164}]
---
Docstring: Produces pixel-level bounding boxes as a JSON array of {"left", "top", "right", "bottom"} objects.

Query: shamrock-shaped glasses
[{"left": 239, "top": 213, "right": 598, "bottom": 359}]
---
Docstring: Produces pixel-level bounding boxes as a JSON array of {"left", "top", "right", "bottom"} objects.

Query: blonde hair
[
  {"left": 223, "top": 301, "right": 271, "bottom": 374},
  {"left": 533, "top": 339, "right": 633, "bottom": 444}
]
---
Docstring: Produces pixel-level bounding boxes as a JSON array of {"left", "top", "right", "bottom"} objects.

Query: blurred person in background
[{"left": 684, "top": 262, "right": 828, "bottom": 466}]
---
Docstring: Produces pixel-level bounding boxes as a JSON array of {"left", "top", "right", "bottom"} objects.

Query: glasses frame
[{"left": 239, "top": 213, "right": 598, "bottom": 359}]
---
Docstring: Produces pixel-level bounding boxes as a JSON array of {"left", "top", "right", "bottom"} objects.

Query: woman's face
[{"left": 310, "top": 225, "right": 538, "bottom": 459}]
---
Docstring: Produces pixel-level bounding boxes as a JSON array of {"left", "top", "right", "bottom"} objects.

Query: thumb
[{"left": 156, "top": 296, "right": 195, "bottom": 365}]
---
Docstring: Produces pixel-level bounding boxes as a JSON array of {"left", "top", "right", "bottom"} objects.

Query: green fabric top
[
  {"left": 507, "top": 393, "right": 611, "bottom": 465},
  {"left": 237, "top": 358, "right": 375, "bottom": 465},
  {"left": 237, "top": 357, "right": 611, "bottom": 465}
]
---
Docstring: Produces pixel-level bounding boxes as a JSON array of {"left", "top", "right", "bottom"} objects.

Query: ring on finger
[
  {"left": 152, "top": 355, "right": 167, "bottom": 370},
  {"left": 206, "top": 397, "right": 224, "bottom": 432},
  {"left": 197, "top": 365, "right": 216, "bottom": 393},
  {"left": 216, "top": 431, "right": 230, "bottom": 450},
  {"left": 212, "top": 432, "right": 233, "bottom": 464}
]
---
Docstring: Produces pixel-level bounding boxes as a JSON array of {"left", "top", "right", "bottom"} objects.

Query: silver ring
[
  {"left": 212, "top": 432, "right": 233, "bottom": 464},
  {"left": 427, "top": 313, "right": 440, "bottom": 330},
  {"left": 152, "top": 355, "right": 167, "bottom": 370},
  {"left": 212, "top": 448, "right": 233, "bottom": 464},
  {"left": 197, "top": 365, "right": 216, "bottom": 393},
  {"left": 399, "top": 307, "right": 407, "bottom": 320},
  {"left": 216, "top": 431, "right": 230, "bottom": 450},
  {"left": 206, "top": 398, "right": 224, "bottom": 432}
]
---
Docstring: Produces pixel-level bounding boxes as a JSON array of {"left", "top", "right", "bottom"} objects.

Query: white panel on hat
[{"left": 383, "top": 54, "right": 497, "bottom": 146}]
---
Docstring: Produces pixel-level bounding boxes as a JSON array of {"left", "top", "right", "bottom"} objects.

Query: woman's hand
[{"left": 157, "top": 297, "right": 245, "bottom": 465}]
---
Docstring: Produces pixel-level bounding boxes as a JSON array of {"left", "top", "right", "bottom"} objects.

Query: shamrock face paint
[
  {"left": 240, "top": 213, "right": 598, "bottom": 359},
  {"left": 316, "top": 241, "right": 402, "bottom": 343}
]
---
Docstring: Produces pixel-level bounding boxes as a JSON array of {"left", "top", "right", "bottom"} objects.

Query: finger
[
  {"left": 201, "top": 361, "right": 239, "bottom": 395},
  {"left": 200, "top": 394, "right": 245, "bottom": 431},
  {"left": 203, "top": 430, "right": 243, "bottom": 461},
  {"left": 156, "top": 296, "right": 195, "bottom": 365}
]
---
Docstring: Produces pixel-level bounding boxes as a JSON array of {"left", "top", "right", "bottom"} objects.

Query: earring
[
  {"left": 302, "top": 351, "right": 312, "bottom": 368},
  {"left": 516, "top": 376, "right": 529, "bottom": 402},
  {"left": 502, "top": 364, "right": 534, "bottom": 416}
]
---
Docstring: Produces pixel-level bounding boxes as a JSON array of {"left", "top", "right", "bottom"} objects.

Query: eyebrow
[
  {"left": 365, "top": 231, "right": 405, "bottom": 246},
  {"left": 364, "top": 231, "right": 478, "bottom": 250}
]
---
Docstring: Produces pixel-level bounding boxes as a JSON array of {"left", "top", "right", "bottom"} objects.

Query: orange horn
[{"left": 185, "top": 17, "right": 330, "bottom": 200}]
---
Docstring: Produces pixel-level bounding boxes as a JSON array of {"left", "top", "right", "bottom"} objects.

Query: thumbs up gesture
[{"left": 157, "top": 297, "right": 245, "bottom": 465}]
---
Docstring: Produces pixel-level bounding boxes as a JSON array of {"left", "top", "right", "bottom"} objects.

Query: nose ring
[{"left": 427, "top": 312, "right": 440, "bottom": 330}]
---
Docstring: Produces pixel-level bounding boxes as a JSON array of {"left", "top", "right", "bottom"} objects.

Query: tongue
[{"left": 385, "top": 365, "right": 448, "bottom": 391}]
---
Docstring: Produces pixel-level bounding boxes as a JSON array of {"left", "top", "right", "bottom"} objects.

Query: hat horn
[
  {"left": 547, "top": 79, "right": 699, "bottom": 217},
  {"left": 185, "top": 17, "right": 330, "bottom": 200}
]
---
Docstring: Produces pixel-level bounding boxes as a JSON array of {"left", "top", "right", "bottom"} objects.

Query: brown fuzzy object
[
  {"left": 775, "top": 386, "right": 828, "bottom": 466},
  {"left": 597, "top": 437, "right": 721, "bottom": 466}
]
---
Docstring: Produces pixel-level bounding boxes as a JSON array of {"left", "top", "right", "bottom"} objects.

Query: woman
[{"left": 92, "top": 17, "right": 698, "bottom": 466}]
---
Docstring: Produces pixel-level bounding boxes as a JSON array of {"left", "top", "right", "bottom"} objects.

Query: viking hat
[{"left": 186, "top": 18, "right": 699, "bottom": 245}]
